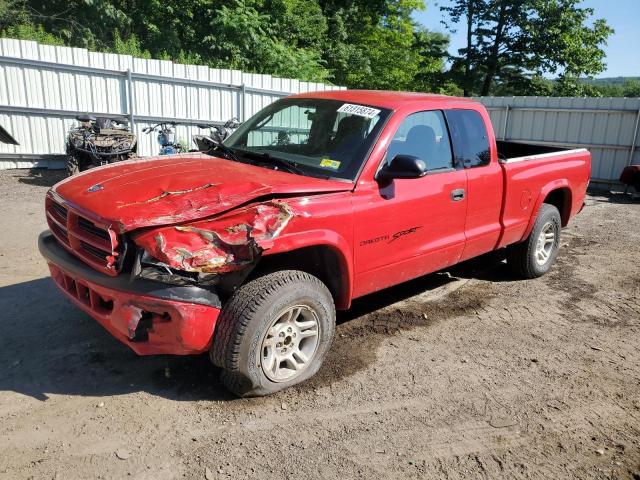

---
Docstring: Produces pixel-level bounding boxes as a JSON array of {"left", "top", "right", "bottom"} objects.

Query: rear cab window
[{"left": 444, "top": 110, "right": 491, "bottom": 168}]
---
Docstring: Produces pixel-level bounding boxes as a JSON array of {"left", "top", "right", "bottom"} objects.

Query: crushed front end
[{"left": 39, "top": 190, "right": 295, "bottom": 355}]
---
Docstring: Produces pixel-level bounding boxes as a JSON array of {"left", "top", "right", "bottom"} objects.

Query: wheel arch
[
  {"left": 542, "top": 187, "right": 572, "bottom": 227},
  {"left": 253, "top": 232, "right": 353, "bottom": 310},
  {"left": 522, "top": 180, "right": 572, "bottom": 240}
]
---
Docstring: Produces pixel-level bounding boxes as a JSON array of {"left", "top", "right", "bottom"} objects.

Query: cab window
[
  {"left": 445, "top": 109, "right": 491, "bottom": 168},
  {"left": 386, "top": 110, "right": 453, "bottom": 171}
]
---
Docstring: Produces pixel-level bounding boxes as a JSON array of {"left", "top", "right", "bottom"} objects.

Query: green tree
[
  {"left": 204, "top": 0, "right": 330, "bottom": 81},
  {"left": 413, "top": 28, "right": 458, "bottom": 94},
  {"left": 24, "top": 0, "right": 128, "bottom": 49},
  {"left": 442, "top": 0, "right": 613, "bottom": 96},
  {"left": 621, "top": 80, "right": 640, "bottom": 98},
  {"left": 318, "top": 3, "right": 379, "bottom": 86},
  {"left": 5, "top": 0, "right": 451, "bottom": 90},
  {"left": 346, "top": 0, "right": 425, "bottom": 89},
  {"left": 1, "top": 0, "right": 66, "bottom": 45},
  {"left": 566, "top": 77, "right": 640, "bottom": 98},
  {"left": 551, "top": 75, "right": 603, "bottom": 96},
  {"left": 319, "top": 0, "right": 450, "bottom": 91},
  {"left": 0, "top": 0, "right": 29, "bottom": 31}
]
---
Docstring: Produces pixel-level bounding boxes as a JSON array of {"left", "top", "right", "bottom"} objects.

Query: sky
[{"left": 413, "top": 0, "right": 640, "bottom": 78}]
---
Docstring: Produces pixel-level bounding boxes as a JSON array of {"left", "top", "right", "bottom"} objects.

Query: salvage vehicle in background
[
  {"left": 192, "top": 118, "right": 240, "bottom": 151},
  {"left": 66, "top": 116, "right": 137, "bottom": 175},
  {"left": 620, "top": 165, "right": 640, "bottom": 200},
  {"left": 143, "top": 122, "right": 186, "bottom": 155},
  {"left": 39, "top": 90, "right": 591, "bottom": 397}
]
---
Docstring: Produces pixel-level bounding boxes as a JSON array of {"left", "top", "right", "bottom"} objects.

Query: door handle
[{"left": 451, "top": 188, "right": 465, "bottom": 201}]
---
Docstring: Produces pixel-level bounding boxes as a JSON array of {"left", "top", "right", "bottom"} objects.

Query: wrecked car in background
[
  {"left": 39, "top": 90, "right": 591, "bottom": 397},
  {"left": 620, "top": 164, "right": 640, "bottom": 200},
  {"left": 66, "top": 116, "right": 137, "bottom": 175},
  {"left": 192, "top": 118, "right": 240, "bottom": 152}
]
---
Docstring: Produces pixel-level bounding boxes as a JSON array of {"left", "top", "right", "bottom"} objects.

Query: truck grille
[
  {"left": 49, "top": 263, "right": 114, "bottom": 316},
  {"left": 45, "top": 194, "right": 125, "bottom": 276}
]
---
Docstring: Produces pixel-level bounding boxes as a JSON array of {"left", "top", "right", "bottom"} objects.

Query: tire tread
[
  {"left": 507, "top": 203, "right": 561, "bottom": 279},
  {"left": 210, "top": 270, "right": 334, "bottom": 396}
]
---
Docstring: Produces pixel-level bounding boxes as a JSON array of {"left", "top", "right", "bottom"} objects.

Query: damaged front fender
[{"left": 133, "top": 201, "right": 295, "bottom": 275}]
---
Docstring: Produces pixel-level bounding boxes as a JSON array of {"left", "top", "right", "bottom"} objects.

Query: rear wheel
[
  {"left": 507, "top": 203, "right": 561, "bottom": 278},
  {"left": 210, "top": 270, "right": 335, "bottom": 397}
]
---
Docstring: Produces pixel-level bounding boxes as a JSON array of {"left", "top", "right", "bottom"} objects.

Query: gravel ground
[{"left": 0, "top": 168, "right": 639, "bottom": 480}]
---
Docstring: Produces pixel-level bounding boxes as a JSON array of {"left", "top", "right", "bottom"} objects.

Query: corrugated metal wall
[
  {"left": 475, "top": 96, "right": 640, "bottom": 187},
  {"left": 0, "top": 38, "right": 345, "bottom": 168}
]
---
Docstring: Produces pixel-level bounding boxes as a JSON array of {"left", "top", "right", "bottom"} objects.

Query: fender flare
[
  {"left": 266, "top": 229, "right": 354, "bottom": 309},
  {"left": 521, "top": 179, "right": 572, "bottom": 241}
]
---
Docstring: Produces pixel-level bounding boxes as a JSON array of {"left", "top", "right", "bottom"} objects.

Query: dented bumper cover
[{"left": 39, "top": 231, "right": 221, "bottom": 355}]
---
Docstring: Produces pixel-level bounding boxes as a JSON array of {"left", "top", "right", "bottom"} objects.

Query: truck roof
[{"left": 289, "top": 89, "right": 480, "bottom": 110}]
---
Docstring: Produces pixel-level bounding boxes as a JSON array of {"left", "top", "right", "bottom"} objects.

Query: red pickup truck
[{"left": 39, "top": 90, "right": 590, "bottom": 396}]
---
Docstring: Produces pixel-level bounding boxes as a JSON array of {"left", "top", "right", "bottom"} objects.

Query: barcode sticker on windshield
[{"left": 337, "top": 103, "right": 381, "bottom": 119}]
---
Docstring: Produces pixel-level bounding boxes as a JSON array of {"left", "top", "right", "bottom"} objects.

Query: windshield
[{"left": 222, "top": 98, "right": 391, "bottom": 180}]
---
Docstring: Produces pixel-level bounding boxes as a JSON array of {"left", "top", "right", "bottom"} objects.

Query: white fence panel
[
  {"left": 0, "top": 38, "right": 345, "bottom": 168},
  {"left": 1, "top": 38, "right": 638, "bottom": 188}
]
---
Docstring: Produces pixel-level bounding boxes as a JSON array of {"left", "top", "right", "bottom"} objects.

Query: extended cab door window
[
  {"left": 445, "top": 109, "right": 503, "bottom": 262},
  {"left": 385, "top": 110, "right": 454, "bottom": 172},
  {"left": 445, "top": 109, "right": 491, "bottom": 168}
]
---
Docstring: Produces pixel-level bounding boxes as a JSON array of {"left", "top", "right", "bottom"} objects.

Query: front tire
[
  {"left": 507, "top": 203, "right": 561, "bottom": 278},
  {"left": 210, "top": 270, "right": 336, "bottom": 397},
  {"left": 66, "top": 154, "right": 81, "bottom": 176}
]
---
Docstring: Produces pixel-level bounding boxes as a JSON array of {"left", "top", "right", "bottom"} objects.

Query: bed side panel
[{"left": 498, "top": 150, "right": 591, "bottom": 248}]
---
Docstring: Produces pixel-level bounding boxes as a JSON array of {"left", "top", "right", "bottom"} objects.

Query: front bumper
[{"left": 39, "top": 231, "right": 221, "bottom": 355}]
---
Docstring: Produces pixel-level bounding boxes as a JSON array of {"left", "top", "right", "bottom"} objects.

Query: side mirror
[{"left": 376, "top": 154, "right": 427, "bottom": 182}]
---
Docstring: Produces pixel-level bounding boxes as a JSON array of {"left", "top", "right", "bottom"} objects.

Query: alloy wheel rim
[
  {"left": 534, "top": 222, "right": 556, "bottom": 266},
  {"left": 260, "top": 305, "right": 320, "bottom": 383}
]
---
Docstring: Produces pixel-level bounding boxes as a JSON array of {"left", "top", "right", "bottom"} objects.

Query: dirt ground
[{"left": 0, "top": 168, "right": 638, "bottom": 480}]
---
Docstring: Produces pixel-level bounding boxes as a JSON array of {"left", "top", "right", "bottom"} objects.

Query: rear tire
[
  {"left": 507, "top": 203, "right": 561, "bottom": 279},
  {"left": 210, "top": 270, "right": 335, "bottom": 397}
]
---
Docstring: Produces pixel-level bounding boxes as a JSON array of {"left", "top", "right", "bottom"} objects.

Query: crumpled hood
[{"left": 51, "top": 153, "right": 351, "bottom": 232}]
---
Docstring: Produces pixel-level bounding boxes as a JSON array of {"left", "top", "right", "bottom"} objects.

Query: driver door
[{"left": 352, "top": 110, "right": 468, "bottom": 298}]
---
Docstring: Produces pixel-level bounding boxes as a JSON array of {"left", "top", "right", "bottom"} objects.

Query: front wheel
[
  {"left": 66, "top": 154, "right": 81, "bottom": 176},
  {"left": 210, "top": 270, "right": 336, "bottom": 397},
  {"left": 507, "top": 203, "right": 561, "bottom": 278}
]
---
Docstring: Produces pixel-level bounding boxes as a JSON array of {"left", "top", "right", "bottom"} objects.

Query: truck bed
[
  {"left": 497, "top": 141, "right": 591, "bottom": 249},
  {"left": 496, "top": 140, "right": 582, "bottom": 163}
]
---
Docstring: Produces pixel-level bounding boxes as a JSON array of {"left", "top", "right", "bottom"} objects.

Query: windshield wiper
[
  {"left": 236, "top": 149, "right": 306, "bottom": 176},
  {"left": 212, "top": 143, "right": 240, "bottom": 162},
  {"left": 264, "top": 154, "right": 306, "bottom": 176}
]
